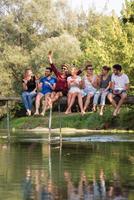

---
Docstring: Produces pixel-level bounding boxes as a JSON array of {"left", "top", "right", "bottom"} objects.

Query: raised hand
[{"left": 48, "top": 50, "right": 53, "bottom": 64}]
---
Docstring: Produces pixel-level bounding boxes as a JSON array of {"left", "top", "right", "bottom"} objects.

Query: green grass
[{"left": 0, "top": 106, "right": 134, "bottom": 131}]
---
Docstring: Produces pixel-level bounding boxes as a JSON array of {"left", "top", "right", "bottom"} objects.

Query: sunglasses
[
  {"left": 87, "top": 68, "right": 93, "bottom": 70},
  {"left": 62, "top": 67, "right": 67, "bottom": 70}
]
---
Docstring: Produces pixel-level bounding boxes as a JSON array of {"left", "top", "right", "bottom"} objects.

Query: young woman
[
  {"left": 82, "top": 65, "right": 97, "bottom": 112},
  {"left": 93, "top": 66, "right": 111, "bottom": 115},
  {"left": 22, "top": 68, "right": 37, "bottom": 116},
  {"left": 65, "top": 67, "right": 85, "bottom": 115}
]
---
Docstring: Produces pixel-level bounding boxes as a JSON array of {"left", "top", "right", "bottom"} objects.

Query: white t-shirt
[{"left": 111, "top": 73, "right": 129, "bottom": 90}]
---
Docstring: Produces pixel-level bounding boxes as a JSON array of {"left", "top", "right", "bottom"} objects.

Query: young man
[
  {"left": 34, "top": 67, "right": 56, "bottom": 116},
  {"left": 107, "top": 64, "right": 129, "bottom": 116}
]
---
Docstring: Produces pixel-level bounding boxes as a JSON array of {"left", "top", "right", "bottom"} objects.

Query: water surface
[{"left": 0, "top": 135, "right": 134, "bottom": 200}]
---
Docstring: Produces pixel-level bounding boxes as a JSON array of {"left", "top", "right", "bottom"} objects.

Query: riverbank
[{"left": 0, "top": 107, "right": 134, "bottom": 133}]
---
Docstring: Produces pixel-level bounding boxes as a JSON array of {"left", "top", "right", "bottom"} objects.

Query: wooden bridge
[{"left": 0, "top": 94, "right": 134, "bottom": 140}]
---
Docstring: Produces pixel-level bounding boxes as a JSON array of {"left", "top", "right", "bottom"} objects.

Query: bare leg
[
  {"left": 67, "top": 93, "right": 72, "bottom": 107},
  {"left": 41, "top": 93, "right": 51, "bottom": 116},
  {"left": 65, "top": 93, "right": 72, "bottom": 114},
  {"left": 113, "top": 93, "right": 127, "bottom": 116},
  {"left": 77, "top": 93, "right": 85, "bottom": 114},
  {"left": 34, "top": 93, "right": 44, "bottom": 115},
  {"left": 51, "top": 92, "right": 62, "bottom": 103},
  {"left": 107, "top": 93, "right": 117, "bottom": 108},
  {"left": 93, "top": 91, "right": 101, "bottom": 112},
  {"left": 99, "top": 91, "right": 108, "bottom": 116},
  {"left": 100, "top": 105, "right": 104, "bottom": 116},
  {"left": 65, "top": 93, "right": 77, "bottom": 114},
  {"left": 83, "top": 94, "right": 93, "bottom": 112},
  {"left": 93, "top": 104, "right": 97, "bottom": 112}
]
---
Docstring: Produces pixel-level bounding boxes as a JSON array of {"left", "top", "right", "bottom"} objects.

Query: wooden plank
[
  {"left": 0, "top": 97, "right": 21, "bottom": 101},
  {"left": 0, "top": 95, "right": 134, "bottom": 107}
]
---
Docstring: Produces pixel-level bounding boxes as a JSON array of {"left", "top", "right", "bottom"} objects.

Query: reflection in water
[
  {"left": 64, "top": 169, "right": 128, "bottom": 200},
  {"left": 0, "top": 141, "right": 133, "bottom": 200}
]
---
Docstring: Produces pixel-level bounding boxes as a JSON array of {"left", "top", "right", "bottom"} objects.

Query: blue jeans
[
  {"left": 93, "top": 90, "right": 109, "bottom": 106},
  {"left": 22, "top": 91, "right": 36, "bottom": 111}
]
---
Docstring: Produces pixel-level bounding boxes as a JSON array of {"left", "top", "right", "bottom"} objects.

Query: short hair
[
  {"left": 25, "top": 68, "right": 32, "bottom": 72},
  {"left": 113, "top": 64, "right": 122, "bottom": 71},
  {"left": 46, "top": 67, "right": 52, "bottom": 73},
  {"left": 61, "top": 64, "right": 69, "bottom": 70},
  {"left": 102, "top": 66, "right": 111, "bottom": 71},
  {"left": 85, "top": 64, "right": 93, "bottom": 70}
]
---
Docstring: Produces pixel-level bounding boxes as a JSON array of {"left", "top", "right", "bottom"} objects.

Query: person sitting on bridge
[
  {"left": 81, "top": 64, "right": 97, "bottom": 112},
  {"left": 34, "top": 67, "right": 57, "bottom": 116},
  {"left": 93, "top": 66, "right": 111, "bottom": 116},
  {"left": 48, "top": 51, "right": 83, "bottom": 104},
  {"left": 65, "top": 67, "right": 85, "bottom": 115},
  {"left": 22, "top": 68, "right": 37, "bottom": 116},
  {"left": 107, "top": 64, "right": 129, "bottom": 116}
]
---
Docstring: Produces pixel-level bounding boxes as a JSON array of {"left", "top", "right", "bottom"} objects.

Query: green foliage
[
  {"left": 0, "top": 0, "right": 134, "bottom": 117},
  {"left": 1, "top": 108, "right": 133, "bottom": 130}
]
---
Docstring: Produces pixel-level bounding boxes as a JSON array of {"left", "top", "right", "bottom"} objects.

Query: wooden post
[
  {"left": 48, "top": 107, "right": 52, "bottom": 143},
  {"left": 58, "top": 99, "right": 62, "bottom": 136},
  {"left": 6, "top": 101, "right": 10, "bottom": 140}
]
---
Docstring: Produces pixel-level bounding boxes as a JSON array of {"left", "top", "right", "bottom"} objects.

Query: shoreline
[{"left": 0, "top": 127, "right": 134, "bottom": 135}]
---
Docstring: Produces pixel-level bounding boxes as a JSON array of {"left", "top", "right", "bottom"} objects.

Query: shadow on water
[{"left": 0, "top": 133, "right": 134, "bottom": 200}]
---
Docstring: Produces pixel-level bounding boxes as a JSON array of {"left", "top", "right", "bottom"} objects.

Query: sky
[{"left": 69, "top": 0, "right": 125, "bottom": 16}]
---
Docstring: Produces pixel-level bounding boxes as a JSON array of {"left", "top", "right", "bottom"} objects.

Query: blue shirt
[{"left": 40, "top": 76, "right": 57, "bottom": 95}]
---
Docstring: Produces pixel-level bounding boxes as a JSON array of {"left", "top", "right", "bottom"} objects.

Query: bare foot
[
  {"left": 81, "top": 111, "right": 85, "bottom": 116},
  {"left": 117, "top": 108, "right": 121, "bottom": 115},
  {"left": 26, "top": 110, "right": 31, "bottom": 116},
  {"left": 40, "top": 112, "right": 45, "bottom": 116},
  {"left": 34, "top": 112, "right": 39, "bottom": 116},
  {"left": 99, "top": 111, "right": 103, "bottom": 116},
  {"left": 113, "top": 109, "right": 117, "bottom": 117},
  {"left": 93, "top": 106, "right": 97, "bottom": 112},
  {"left": 65, "top": 110, "right": 72, "bottom": 114}
]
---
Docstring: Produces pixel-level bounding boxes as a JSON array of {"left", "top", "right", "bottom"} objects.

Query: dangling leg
[
  {"left": 77, "top": 93, "right": 85, "bottom": 115},
  {"left": 114, "top": 93, "right": 127, "bottom": 115},
  {"left": 107, "top": 93, "right": 117, "bottom": 116},
  {"left": 34, "top": 92, "right": 44, "bottom": 115},
  {"left": 51, "top": 92, "right": 63, "bottom": 104},
  {"left": 22, "top": 92, "right": 31, "bottom": 115},
  {"left": 65, "top": 93, "right": 77, "bottom": 114},
  {"left": 27, "top": 91, "right": 37, "bottom": 115},
  {"left": 83, "top": 94, "right": 93, "bottom": 112},
  {"left": 65, "top": 93, "right": 72, "bottom": 114},
  {"left": 93, "top": 91, "right": 101, "bottom": 112},
  {"left": 99, "top": 91, "right": 108, "bottom": 116},
  {"left": 41, "top": 93, "right": 52, "bottom": 116}
]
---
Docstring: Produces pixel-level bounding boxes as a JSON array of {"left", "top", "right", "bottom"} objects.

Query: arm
[
  {"left": 92, "top": 76, "right": 100, "bottom": 88},
  {"left": 48, "top": 51, "right": 60, "bottom": 76},
  {"left": 67, "top": 77, "right": 80, "bottom": 88},
  {"left": 104, "top": 81, "right": 112, "bottom": 92},
  {"left": 77, "top": 66, "right": 86, "bottom": 75},
  {"left": 125, "top": 83, "right": 129, "bottom": 91},
  {"left": 22, "top": 79, "right": 28, "bottom": 91},
  {"left": 45, "top": 81, "right": 56, "bottom": 90},
  {"left": 124, "top": 75, "right": 129, "bottom": 91},
  {"left": 81, "top": 78, "right": 85, "bottom": 89},
  {"left": 37, "top": 78, "right": 43, "bottom": 90}
]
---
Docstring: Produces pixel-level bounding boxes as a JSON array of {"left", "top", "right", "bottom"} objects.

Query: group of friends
[{"left": 22, "top": 52, "right": 129, "bottom": 117}]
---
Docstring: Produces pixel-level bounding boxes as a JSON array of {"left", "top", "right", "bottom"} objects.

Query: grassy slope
[{"left": 0, "top": 106, "right": 134, "bottom": 131}]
